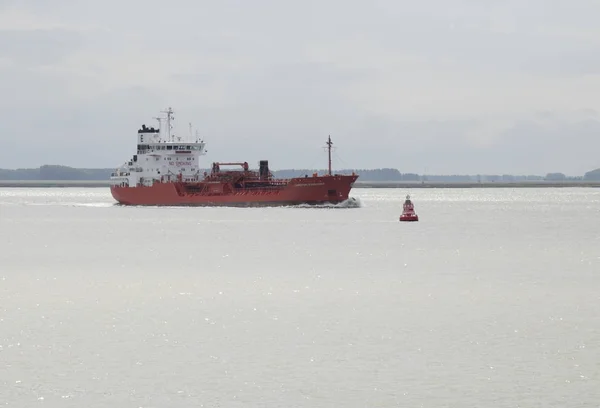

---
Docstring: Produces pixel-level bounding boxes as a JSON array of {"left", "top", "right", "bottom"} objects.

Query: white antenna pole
[
  {"left": 169, "top": 107, "right": 173, "bottom": 142},
  {"left": 161, "top": 107, "right": 174, "bottom": 142},
  {"left": 153, "top": 116, "right": 163, "bottom": 140}
]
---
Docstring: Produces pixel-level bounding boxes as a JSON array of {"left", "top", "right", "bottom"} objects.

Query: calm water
[{"left": 1, "top": 187, "right": 599, "bottom": 407}]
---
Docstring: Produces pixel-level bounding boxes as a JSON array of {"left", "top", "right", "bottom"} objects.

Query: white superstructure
[{"left": 110, "top": 107, "right": 207, "bottom": 187}]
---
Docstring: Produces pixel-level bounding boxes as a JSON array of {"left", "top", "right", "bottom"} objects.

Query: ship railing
[{"left": 239, "top": 184, "right": 286, "bottom": 191}]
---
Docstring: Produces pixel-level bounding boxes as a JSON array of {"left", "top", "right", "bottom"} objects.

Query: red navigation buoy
[{"left": 399, "top": 194, "right": 419, "bottom": 222}]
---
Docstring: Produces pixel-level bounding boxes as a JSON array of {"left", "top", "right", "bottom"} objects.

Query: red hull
[
  {"left": 399, "top": 214, "right": 419, "bottom": 222},
  {"left": 111, "top": 174, "right": 358, "bottom": 206}
]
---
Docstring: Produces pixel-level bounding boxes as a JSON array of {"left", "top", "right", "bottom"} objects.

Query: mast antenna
[
  {"left": 326, "top": 135, "right": 333, "bottom": 176},
  {"left": 161, "top": 107, "right": 174, "bottom": 142}
]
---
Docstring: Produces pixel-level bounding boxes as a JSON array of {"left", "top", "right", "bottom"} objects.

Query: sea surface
[{"left": 0, "top": 187, "right": 599, "bottom": 407}]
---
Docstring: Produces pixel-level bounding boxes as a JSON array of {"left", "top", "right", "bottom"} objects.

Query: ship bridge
[
  {"left": 112, "top": 107, "right": 210, "bottom": 187},
  {"left": 137, "top": 142, "right": 206, "bottom": 155}
]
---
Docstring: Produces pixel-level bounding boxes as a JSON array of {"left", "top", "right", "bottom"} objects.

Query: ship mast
[
  {"left": 161, "top": 107, "right": 174, "bottom": 142},
  {"left": 326, "top": 135, "right": 333, "bottom": 176}
]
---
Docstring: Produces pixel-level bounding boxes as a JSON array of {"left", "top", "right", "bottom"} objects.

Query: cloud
[
  {"left": 482, "top": 114, "right": 600, "bottom": 175},
  {"left": 0, "top": 28, "right": 84, "bottom": 66},
  {"left": 1, "top": 0, "right": 600, "bottom": 175}
]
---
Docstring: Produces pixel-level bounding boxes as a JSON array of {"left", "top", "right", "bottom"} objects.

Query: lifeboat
[{"left": 399, "top": 194, "right": 419, "bottom": 222}]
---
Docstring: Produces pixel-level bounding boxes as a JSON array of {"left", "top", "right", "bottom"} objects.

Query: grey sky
[{"left": 1, "top": 0, "right": 599, "bottom": 175}]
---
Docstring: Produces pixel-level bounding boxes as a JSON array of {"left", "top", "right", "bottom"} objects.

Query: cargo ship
[{"left": 109, "top": 107, "right": 358, "bottom": 206}]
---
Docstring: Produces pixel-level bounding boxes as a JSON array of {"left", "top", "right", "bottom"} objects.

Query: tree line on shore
[{"left": 1, "top": 164, "right": 599, "bottom": 181}]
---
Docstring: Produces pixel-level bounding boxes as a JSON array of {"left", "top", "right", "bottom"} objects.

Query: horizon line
[{"left": 0, "top": 164, "right": 593, "bottom": 178}]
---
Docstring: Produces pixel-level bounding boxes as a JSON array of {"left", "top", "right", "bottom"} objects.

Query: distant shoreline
[{"left": 1, "top": 180, "right": 600, "bottom": 188}]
